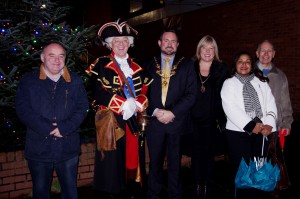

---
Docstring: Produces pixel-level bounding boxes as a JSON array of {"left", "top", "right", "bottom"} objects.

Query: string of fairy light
[
  {"left": 0, "top": 3, "right": 95, "bottom": 149},
  {"left": 0, "top": 21, "right": 80, "bottom": 84},
  {"left": 1, "top": 22, "right": 79, "bottom": 50},
  {"left": 0, "top": 20, "right": 80, "bottom": 129}
]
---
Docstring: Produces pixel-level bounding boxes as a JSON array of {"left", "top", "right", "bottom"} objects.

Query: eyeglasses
[{"left": 259, "top": 49, "right": 274, "bottom": 53}]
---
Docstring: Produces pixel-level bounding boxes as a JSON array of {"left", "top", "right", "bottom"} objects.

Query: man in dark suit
[{"left": 143, "top": 29, "right": 197, "bottom": 199}]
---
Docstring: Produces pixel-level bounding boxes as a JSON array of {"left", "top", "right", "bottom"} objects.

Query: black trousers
[
  {"left": 191, "top": 121, "right": 215, "bottom": 184},
  {"left": 147, "top": 129, "right": 182, "bottom": 199},
  {"left": 225, "top": 129, "right": 273, "bottom": 199}
]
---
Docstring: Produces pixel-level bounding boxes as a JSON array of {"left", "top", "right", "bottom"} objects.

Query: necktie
[{"left": 161, "top": 57, "right": 170, "bottom": 106}]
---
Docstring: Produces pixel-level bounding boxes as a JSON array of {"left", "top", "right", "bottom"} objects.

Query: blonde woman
[{"left": 189, "top": 35, "right": 228, "bottom": 199}]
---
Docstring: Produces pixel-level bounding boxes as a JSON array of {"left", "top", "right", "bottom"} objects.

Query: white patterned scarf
[{"left": 235, "top": 73, "right": 263, "bottom": 119}]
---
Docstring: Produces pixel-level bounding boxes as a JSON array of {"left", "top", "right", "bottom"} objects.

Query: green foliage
[
  {"left": 0, "top": 0, "right": 97, "bottom": 151},
  {"left": 51, "top": 181, "right": 61, "bottom": 193}
]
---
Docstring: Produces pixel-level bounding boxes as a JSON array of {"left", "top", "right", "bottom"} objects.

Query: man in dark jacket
[
  {"left": 16, "top": 41, "right": 89, "bottom": 199},
  {"left": 143, "top": 29, "right": 197, "bottom": 199}
]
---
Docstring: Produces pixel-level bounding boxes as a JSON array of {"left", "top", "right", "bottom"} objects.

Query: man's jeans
[{"left": 27, "top": 156, "right": 79, "bottom": 199}]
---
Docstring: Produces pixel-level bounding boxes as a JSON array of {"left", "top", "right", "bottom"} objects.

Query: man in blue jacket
[{"left": 16, "top": 41, "right": 89, "bottom": 199}]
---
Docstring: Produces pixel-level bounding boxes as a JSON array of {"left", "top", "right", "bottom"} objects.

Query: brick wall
[
  {"left": 0, "top": 142, "right": 191, "bottom": 198},
  {"left": 0, "top": 143, "right": 95, "bottom": 198},
  {"left": 133, "top": 0, "right": 300, "bottom": 119},
  {"left": 2, "top": 0, "right": 299, "bottom": 197}
]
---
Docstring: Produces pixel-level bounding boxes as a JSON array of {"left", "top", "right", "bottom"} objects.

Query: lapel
[
  {"left": 152, "top": 54, "right": 184, "bottom": 106},
  {"left": 105, "top": 54, "right": 143, "bottom": 87},
  {"left": 153, "top": 54, "right": 184, "bottom": 86}
]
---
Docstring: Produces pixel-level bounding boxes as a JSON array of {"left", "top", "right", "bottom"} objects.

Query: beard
[{"left": 161, "top": 47, "right": 176, "bottom": 56}]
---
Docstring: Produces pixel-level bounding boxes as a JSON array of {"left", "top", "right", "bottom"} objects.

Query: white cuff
[
  {"left": 122, "top": 98, "right": 136, "bottom": 120},
  {"left": 135, "top": 101, "right": 143, "bottom": 111}
]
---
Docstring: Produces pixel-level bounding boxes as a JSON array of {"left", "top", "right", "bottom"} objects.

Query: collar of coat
[
  {"left": 104, "top": 53, "right": 142, "bottom": 84},
  {"left": 39, "top": 64, "right": 71, "bottom": 82}
]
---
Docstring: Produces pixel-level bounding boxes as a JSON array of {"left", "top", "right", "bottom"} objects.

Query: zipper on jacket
[{"left": 65, "top": 89, "right": 68, "bottom": 109}]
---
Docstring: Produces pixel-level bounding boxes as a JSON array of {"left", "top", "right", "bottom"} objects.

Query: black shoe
[
  {"left": 193, "top": 183, "right": 209, "bottom": 199},
  {"left": 193, "top": 184, "right": 202, "bottom": 199},
  {"left": 127, "top": 180, "right": 142, "bottom": 199},
  {"left": 202, "top": 184, "right": 209, "bottom": 199}
]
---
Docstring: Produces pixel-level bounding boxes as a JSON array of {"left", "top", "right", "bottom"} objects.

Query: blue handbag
[{"left": 235, "top": 136, "right": 280, "bottom": 191}]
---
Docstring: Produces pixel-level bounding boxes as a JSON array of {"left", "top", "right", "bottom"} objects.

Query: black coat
[
  {"left": 142, "top": 54, "right": 197, "bottom": 198},
  {"left": 191, "top": 60, "right": 228, "bottom": 125},
  {"left": 88, "top": 55, "right": 152, "bottom": 194},
  {"left": 143, "top": 54, "right": 198, "bottom": 135},
  {"left": 16, "top": 67, "right": 89, "bottom": 162}
]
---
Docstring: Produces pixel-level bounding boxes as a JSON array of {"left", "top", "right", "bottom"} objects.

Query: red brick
[
  {"left": 1, "top": 163, "right": 10, "bottom": 170},
  {"left": 14, "top": 160, "right": 28, "bottom": 168},
  {"left": 16, "top": 181, "right": 32, "bottom": 190},
  {"left": 78, "top": 165, "right": 90, "bottom": 173},
  {"left": 79, "top": 152, "right": 90, "bottom": 160},
  {"left": 0, "top": 184, "right": 15, "bottom": 192},
  {"left": 0, "top": 192, "right": 9, "bottom": 198},
  {"left": 0, "top": 169, "right": 14, "bottom": 178},
  {"left": 79, "top": 159, "right": 89, "bottom": 166},
  {"left": 7, "top": 152, "right": 15, "bottom": 162},
  {"left": 3, "top": 175, "right": 26, "bottom": 184},
  {"left": 79, "top": 172, "right": 93, "bottom": 179},
  {"left": 80, "top": 144, "right": 88, "bottom": 152},
  {"left": 0, "top": 153, "right": 6, "bottom": 163},
  {"left": 1, "top": 161, "right": 25, "bottom": 170},
  {"left": 88, "top": 158, "right": 95, "bottom": 165},
  {"left": 77, "top": 178, "right": 93, "bottom": 187},
  {"left": 89, "top": 165, "right": 94, "bottom": 171},
  {"left": 81, "top": 143, "right": 95, "bottom": 152},
  {"left": 9, "top": 188, "right": 32, "bottom": 198},
  {"left": 15, "top": 151, "right": 25, "bottom": 161},
  {"left": 15, "top": 167, "right": 30, "bottom": 175},
  {"left": 85, "top": 151, "right": 95, "bottom": 159},
  {"left": 90, "top": 165, "right": 94, "bottom": 172},
  {"left": 181, "top": 156, "right": 191, "bottom": 168}
]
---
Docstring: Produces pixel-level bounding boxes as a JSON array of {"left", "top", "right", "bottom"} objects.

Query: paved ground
[
  {"left": 20, "top": 158, "right": 296, "bottom": 199},
  {"left": 19, "top": 120, "right": 299, "bottom": 199},
  {"left": 76, "top": 157, "right": 296, "bottom": 199}
]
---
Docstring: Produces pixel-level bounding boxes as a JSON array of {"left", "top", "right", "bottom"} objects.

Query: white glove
[
  {"left": 135, "top": 100, "right": 143, "bottom": 111},
  {"left": 122, "top": 97, "right": 136, "bottom": 120}
]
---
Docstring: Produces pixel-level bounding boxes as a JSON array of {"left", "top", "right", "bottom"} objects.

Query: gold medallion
[{"left": 199, "top": 73, "right": 210, "bottom": 93}]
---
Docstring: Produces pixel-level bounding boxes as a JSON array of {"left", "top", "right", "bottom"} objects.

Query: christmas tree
[{"left": 0, "top": 0, "right": 97, "bottom": 151}]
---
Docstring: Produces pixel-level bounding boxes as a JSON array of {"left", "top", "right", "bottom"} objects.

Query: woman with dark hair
[
  {"left": 231, "top": 50, "right": 267, "bottom": 82},
  {"left": 221, "top": 51, "right": 277, "bottom": 199}
]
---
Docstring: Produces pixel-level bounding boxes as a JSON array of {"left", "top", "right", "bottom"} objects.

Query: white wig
[{"left": 103, "top": 36, "right": 135, "bottom": 50}]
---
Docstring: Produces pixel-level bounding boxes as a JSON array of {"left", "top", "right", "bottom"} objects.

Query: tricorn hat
[{"left": 98, "top": 19, "right": 138, "bottom": 44}]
